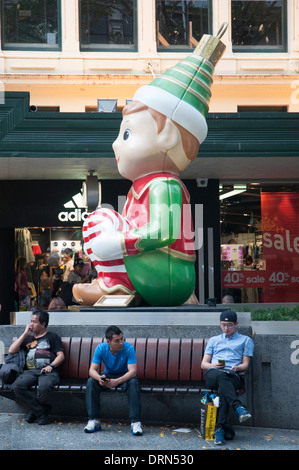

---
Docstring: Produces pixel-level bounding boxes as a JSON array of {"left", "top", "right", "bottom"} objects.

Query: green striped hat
[{"left": 134, "top": 24, "right": 227, "bottom": 144}]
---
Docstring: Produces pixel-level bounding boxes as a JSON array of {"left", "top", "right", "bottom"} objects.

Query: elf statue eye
[{"left": 123, "top": 129, "right": 131, "bottom": 141}]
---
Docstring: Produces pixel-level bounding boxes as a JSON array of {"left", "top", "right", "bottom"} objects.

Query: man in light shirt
[{"left": 201, "top": 310, "right": 254, "bottom": 445}]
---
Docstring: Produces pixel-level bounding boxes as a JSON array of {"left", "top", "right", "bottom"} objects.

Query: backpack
[{"left": 0, "top": 349, "right": 26, "bottom": 384}]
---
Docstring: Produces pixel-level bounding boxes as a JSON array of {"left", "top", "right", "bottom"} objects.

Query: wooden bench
[{"left": 0, "top": 336, "right": 245, "bottom": 398}]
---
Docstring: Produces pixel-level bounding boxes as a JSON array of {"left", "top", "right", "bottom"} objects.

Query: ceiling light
[
  {"left": 219, "top": 184, "right": 247, "bottom": 200},
  {"left": 97, "top": 99, "right": 118, "bottom": 112}
]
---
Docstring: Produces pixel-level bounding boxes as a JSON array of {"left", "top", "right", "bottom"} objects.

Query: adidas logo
[{"left": 58, "top": 192, "right": 90, "bottom": 222}]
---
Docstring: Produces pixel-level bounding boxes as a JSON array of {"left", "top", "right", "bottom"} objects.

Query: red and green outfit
[{"left": 84, "top": 172, "right": 195, "bottom": 306}]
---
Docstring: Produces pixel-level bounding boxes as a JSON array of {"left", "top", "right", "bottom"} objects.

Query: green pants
[{"left": 124, "top": 250, "right": 195, "bottom": 306}]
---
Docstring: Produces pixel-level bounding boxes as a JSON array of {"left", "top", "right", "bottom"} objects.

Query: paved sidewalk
[{"left": 0, "top": 413, "right": 298, "bottom": 452}]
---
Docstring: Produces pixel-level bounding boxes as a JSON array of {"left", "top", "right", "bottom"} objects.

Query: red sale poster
[
  {"left": 222, "top": 193, "right": 299, "bottom": 301},
  {"left": 261, "top": 192, "right": 299, "bottom": 302}
]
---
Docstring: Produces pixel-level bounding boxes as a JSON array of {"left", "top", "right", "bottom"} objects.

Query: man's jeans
[
  {"left": 12, "top": 369, "right": 59, "bottom": 416},
  {"left": 205, "top": 369, "right": 244, "bottom": 429},
  {"left": 86, "top": 376, "right": 141, "bottom": 422}
]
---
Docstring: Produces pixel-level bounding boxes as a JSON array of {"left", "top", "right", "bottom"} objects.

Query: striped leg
[{"left": 73, "top": 209, "right": 135, "bottom": 305}]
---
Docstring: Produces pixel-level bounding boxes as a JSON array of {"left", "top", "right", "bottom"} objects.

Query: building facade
[
  {"left": 1, "top": 0, "right": 299, "bottom": 323},
  {"left": 1, "top": 1, "right": 299, "bottom": 113}
]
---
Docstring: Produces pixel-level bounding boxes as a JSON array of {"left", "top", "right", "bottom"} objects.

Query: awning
[{"left": 1, "top": 92, "right": 299, "bottom": 181}]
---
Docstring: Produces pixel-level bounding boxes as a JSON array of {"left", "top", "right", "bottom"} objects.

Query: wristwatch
[{"left": 50, "top": 363, "right": 55, "bottom": 369}]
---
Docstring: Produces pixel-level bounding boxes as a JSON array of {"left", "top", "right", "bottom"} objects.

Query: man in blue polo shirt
[
  {"left": 201, "top": 311, "right": 254, "bottom": 445},
  {"left": 84, "top": 325, "right": 142, "bottom": 436}
]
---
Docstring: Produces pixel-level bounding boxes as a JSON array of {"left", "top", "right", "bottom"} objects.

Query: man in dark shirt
[{"left": 10, "top": 307, "right": 64, "bottom": 425}]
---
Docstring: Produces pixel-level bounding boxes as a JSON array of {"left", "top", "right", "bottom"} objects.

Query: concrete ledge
[
  {"left": 251, "top": 321, "right": 299, "bottom": 335},
  {"left": 216, "top": 302, "right": 299, "bottom": 311},
  {"left": 10, "top": 308, "right": 252, "bottom": 327}
]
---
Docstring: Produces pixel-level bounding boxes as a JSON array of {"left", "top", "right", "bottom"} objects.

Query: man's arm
[
  {"left": 230, "top": 355, "right": 251, "bottom": 373},
  {"left": 202, "top": 353, "right": 251, "bottom": 373},
  {"left": 52, "top": 350, "right": 65, "bottom": 367},
  {"left": 88, "top": 362, "right": 110, "bottom": 387},
  {"left": 89, "top": 362, "right": 102, "bottom": 380},
  {"left": 89, "top": 362, "right": 137, "bottom": 389},
  {"left": 105, "top": 363, "right": 137, "bottom": 389},
  {"left": 41, "top": 350, "right": 65, "bottom": 374},
  {"left": 8, "top": 324, "right": 32, "bottom": 354},
  {"left": 201, "top": 353, "right": 225, "bottom": 371}
]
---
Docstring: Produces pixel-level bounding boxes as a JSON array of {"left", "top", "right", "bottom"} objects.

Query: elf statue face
[{"left": 113, "top": 100, "right": 199, "bottom": 182}]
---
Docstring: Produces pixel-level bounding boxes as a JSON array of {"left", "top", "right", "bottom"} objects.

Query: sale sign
[
  {"left": 222, "top": 270, "right": 299, "bottom": 290},
  {"left": 261, "top": 192, "right": 299, "bottom": 302},
  {"left": 222, "top": 193, "right": 299, "bottom": 302}
]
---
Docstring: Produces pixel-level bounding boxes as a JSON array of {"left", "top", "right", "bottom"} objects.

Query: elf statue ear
[{"left": 157, "top": 117, "right": 182, "bottom": 152}]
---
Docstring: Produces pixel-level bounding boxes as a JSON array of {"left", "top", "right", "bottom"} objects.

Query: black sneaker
[
  {"left": 25, "top": 412, "right": 37, "bottom": 423},
  {"left": 37, "top": 404, "right": 51, "bottom": 425},
  {"left": 37, "top": 414, "right": 49, "bottom": 425}
]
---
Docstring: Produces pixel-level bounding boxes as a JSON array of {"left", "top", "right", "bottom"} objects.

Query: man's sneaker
[
  {"left": 37, "top": 404, "right": 51, "bottom": 425},
  {"left": 25, "top": 412, "right": 37, "bottom": 423},
  {"left": 84, "top": 419, "right": 102, "bottom": 433},
  {"left": 131, "top": 421, "right": 143, "bottom": 436},
  {"left": 214, "top": 427, "right": 226, "bottom": 445},
  {"left": 235, "top": 406, "right": 251, "bottom": 423},
  {"left": 38, "top": 414, "right": 49, "bottom": 425}
]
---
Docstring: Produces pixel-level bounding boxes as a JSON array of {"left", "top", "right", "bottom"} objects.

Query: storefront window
[
  {"left": 220, "top": 184, "right": 299, "bottom": 304},
  {"left": 231, "top": 0, "right": 287, "bottom": 52},
  {"left": 1, "top": 0, "right": 60, "bottom": 50},
  {"left": 156, "top": 0, "right": 211, "bottom": 51},
  {"left": 80, "top": 0, "right": 136, "bottom": 51},
  {"left": 14, "top": 227, "right": 95, "bottom": 311}
]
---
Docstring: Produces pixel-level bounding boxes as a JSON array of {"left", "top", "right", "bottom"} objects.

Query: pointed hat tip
[{"left": 194, "top": 22, "right": 228, "bottom": 67}]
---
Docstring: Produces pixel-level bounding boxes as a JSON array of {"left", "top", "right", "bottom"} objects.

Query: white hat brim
[{"left": 134, "top": 85, "right": 208, "bottom": 144}]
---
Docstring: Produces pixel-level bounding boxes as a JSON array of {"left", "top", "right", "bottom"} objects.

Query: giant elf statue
[{"left": 73, "top": 24, "right": 227, "bottom": 307}]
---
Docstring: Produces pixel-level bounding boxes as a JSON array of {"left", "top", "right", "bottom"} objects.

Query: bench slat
[
  {"left": 168, "top": 338, "right": 180, "bottom": 381},
  {"left": 68, "top": 337, "right": 81, "bottom": 378},
  {"left": 156, "top": 338, "right": 169, "bottom": 381},
  {"left": 180, "top": 338, "right": 192, "bottom": 381},
  {"left": 191, "top": 339, "right": 204, "bottom": 381},
  {"left": 135, "top": 338, "right": 146, "bottom": 380},
  {"left": 60, "top": 337, "right": 71, "bottom": 379},
  {"left": 78, "top": 337, "right": 92, "bottom": 379},
  {"left": 145, "top": 338, "right": 158, "bottom": 380}
]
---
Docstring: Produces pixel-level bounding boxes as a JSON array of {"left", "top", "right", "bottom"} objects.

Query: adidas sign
[{"left": 58, "top": 192, "right": 89, "bottom": 222}]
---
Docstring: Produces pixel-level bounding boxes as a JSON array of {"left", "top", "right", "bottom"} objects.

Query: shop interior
[
  {"left": 220, "top": 182, "right": 299, "bottom": 304},
  {"left": 14, "top": 226, "right": 94, "bottom": 311}
]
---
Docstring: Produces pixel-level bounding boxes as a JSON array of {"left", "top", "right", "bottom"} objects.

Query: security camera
[{"left": 196, "top": 178, "right": 208, "bottom": 188}]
